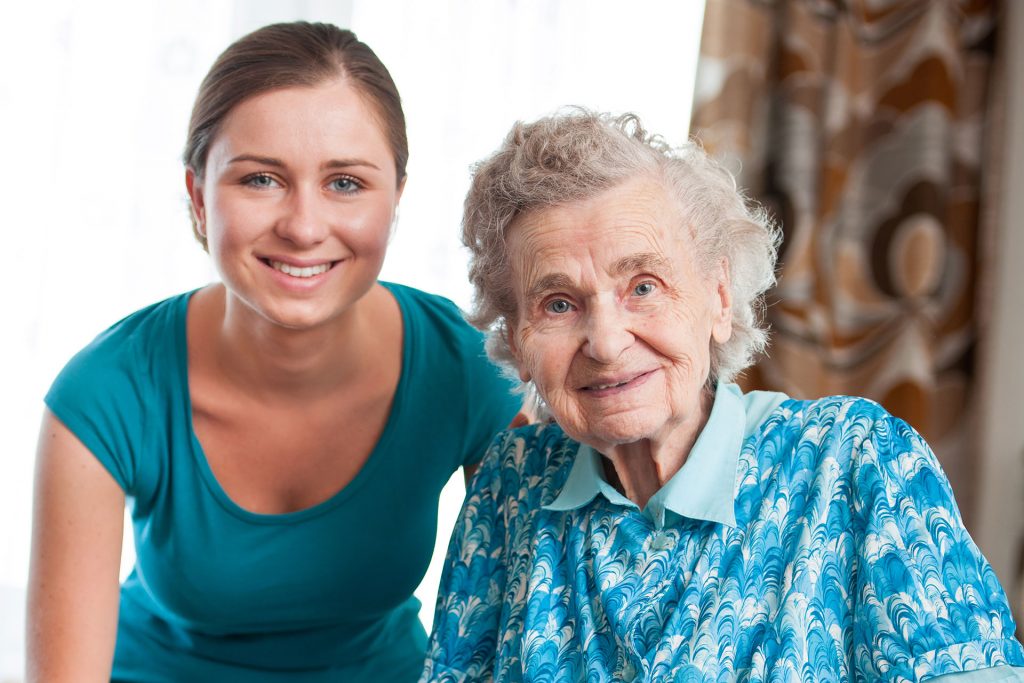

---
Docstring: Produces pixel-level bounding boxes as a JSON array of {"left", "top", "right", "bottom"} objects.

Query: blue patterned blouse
[{"left": 422, "top": 384, "right": 1024, "bottom": 682}]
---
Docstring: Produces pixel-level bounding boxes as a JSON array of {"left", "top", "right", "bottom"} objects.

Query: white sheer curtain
[{"left": 0, "top": 0, "right": 704, "bottom": 676}]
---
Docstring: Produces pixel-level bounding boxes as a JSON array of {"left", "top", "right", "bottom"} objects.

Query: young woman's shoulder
[
  {"left": 381, "top": 281, "right": 522, "bottom": 465},
  {"left": 44, "top": 291, "right": 194, "bottom": 492},
  {"left": 50, "top": 292, "right": 191, "bottom": 391},
  {"left": 380, "top": 281, "right": 477, "bottom": 341}
]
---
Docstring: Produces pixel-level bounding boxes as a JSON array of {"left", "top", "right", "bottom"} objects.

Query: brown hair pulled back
[{"left": 184, "top": 21, "right": 408, "bottom": 247}]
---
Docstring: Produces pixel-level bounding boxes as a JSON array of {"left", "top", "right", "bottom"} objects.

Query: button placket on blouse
[
  {"left": 651, "top": 530, "right": 675, "bottom": 551},
  {"left": 632, "top": 526, "right": 678, "bottom": 573},
  {"left": 620, "top": 526, "right": 681, "bottom": 682},
  {"left": 619, "top": 658, "right": 638, "bottom": 681}
]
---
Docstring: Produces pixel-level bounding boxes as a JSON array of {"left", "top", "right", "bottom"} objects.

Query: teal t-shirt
[{"left": 44, "top": 282, "right": 520, "bottom": 682}]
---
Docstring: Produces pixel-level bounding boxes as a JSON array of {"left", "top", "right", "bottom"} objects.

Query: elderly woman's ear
[
  {"left": 504, "top": 324, "right": 531, "bottom": 383},
  {"left": 711, "top": 257, "right": 734, "bottom": 345}
]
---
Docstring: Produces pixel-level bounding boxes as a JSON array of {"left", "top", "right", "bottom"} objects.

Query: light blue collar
[{"left": 542, "top": 382, "right": 788, "bottom": 529}]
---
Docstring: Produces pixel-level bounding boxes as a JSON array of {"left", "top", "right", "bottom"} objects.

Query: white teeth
[
  {"left": 269, "top": 260, "right": 331, "bottom": 278},
  {"left": 591, "top": 380, "right": 628, "bottom": 390}
]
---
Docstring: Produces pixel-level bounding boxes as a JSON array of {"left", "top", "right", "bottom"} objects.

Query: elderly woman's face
[{"left": 508, "top": 176, "right": 733, "bottom": 454}]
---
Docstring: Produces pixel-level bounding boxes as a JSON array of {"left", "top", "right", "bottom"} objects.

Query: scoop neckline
[{"left": 175, "top": 282, "right": 410, "bottom": 525}]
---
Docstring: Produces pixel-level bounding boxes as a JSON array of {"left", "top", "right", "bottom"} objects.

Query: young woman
[{"left": 26, "top": 22, "right": 519, "bottom": 682}]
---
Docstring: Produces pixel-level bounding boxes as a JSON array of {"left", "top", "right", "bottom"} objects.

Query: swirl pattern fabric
[{"left": 422, "top": 397, "right": 1024, "bottom": 682}]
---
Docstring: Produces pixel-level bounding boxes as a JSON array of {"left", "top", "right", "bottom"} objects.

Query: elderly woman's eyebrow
[
  {"left": 524, "top": 254, "right": 671, "bottom": 302},
  {"left": 526, "top": 273, "right": 577, "bottom": 301},
  {"left": 611, "top": 253, "right": 672, "bottom": 276}
]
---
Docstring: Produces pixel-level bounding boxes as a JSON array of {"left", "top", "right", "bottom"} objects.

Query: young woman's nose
[{"left": 274, "top": 186, "right": 329, "bottom": 246}]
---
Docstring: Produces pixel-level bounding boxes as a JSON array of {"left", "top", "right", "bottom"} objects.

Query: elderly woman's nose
[
  {"left": 581, "top": 303, "right": 635, "bottom": 362},
  {"left": 275, "top": 187, "right": 329, "bottom": 246}
]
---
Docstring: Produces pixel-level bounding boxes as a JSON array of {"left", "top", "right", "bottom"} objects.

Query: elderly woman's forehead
[
  {"left": 516, "top": 176, "right": 682, "bottom": 225},
  {"left": 508, "top": 187, "right": 700, "bottom": 280}
]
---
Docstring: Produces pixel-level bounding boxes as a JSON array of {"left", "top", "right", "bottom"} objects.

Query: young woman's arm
[{"left": 26, "top": 410, "right": 124, "bottom": 683}]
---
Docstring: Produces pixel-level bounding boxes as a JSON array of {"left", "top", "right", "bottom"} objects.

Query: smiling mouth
[
  {"left": 580, "top": 370, "right": 655, "bottom": 392},
  {"left": 587, "top": 379, "right": 631, "bottom": 391},
  {"left": 261, "top": 258, "right": 337, "bottom": 279}
]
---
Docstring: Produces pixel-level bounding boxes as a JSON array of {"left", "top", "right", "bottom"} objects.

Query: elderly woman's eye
[
  {"left": 633, "top": 281, "right": 656, "bottom": 296},
  {"left": 545, "top": 299, "right": 573, "bottom": 314}
]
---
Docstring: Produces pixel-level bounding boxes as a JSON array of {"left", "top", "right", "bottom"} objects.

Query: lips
[
  {"left": 259, "top": 257, "right": 338, "bottom": 279},
  {"left": 585, "top": 378, "right": 631, "bottom": 391},
  {"left": 579, "top": 369, "right": 656, "bottom": 392}
]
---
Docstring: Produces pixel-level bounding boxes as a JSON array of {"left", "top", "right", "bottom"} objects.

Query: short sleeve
[
  {"left": 852, "top": 414, "right": 1024, "bottom": 681},
  {"left": 43, "top": 328, "right": 147, "bottom": 493},
  {"left": 40, "top": 294, "right": 190, "bottom": 497},
  {"left": 459, "top": 340, "right": 520, "bottom": 468},
  {"left": 421, "top": 432, "right": 512, "bottom": 682}
]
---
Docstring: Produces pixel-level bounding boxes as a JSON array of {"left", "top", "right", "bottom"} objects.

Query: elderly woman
[{"left": 421, "top": 112, "right": 1024, "bottom": 682}]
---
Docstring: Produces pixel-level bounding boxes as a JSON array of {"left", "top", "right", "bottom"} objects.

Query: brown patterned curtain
[{"left": 690, "top": 0, "right": 1000, "bottom": 525}]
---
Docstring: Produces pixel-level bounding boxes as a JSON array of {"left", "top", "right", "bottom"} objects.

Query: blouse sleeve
[
  {"left": 421, "top": 432, "right": 513, "bottom": 682},
  {"left": 852, "top": 413, "right": 1024, "bottom": 681}
]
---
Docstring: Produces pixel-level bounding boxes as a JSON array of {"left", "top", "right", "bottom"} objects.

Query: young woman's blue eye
[
  {"left": 545, "top": 299, "right": 573, "bottom": 314},
  {"left": 633, "top": 281, "right": 656, "bottom": 296},
  {"left": 243, "top": 173, "right": 277, "bottom": 188},
  {"left": 330, "top": 177, "right": 361, "bottom": 193}
]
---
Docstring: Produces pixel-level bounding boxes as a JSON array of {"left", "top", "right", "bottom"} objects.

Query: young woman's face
[{"left": 187, "top": 78, "right": 403, "bottom": 331}]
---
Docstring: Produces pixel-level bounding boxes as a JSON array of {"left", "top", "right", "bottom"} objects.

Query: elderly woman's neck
[{"left": 599, "top": 389, "right": 715, "bottom": 510}]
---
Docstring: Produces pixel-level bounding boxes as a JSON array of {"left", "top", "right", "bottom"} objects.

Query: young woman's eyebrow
[
  {"left": 322, "top": 158, "right": 380, "bottom": 171},
  {"left": 227, "top": 155, "right": 380, "bottom": 171},
  {"left": 228, "top": 154, "right": 285, "bottom": 167}
]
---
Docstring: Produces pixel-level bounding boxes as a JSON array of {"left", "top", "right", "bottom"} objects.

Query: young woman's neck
[{"left": 211, "top": 284, "right": 387, "bottom": 400}]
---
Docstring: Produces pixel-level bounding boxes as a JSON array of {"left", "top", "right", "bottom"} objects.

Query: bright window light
[{"left": 0, "top": 0, "right": 705, "bottom": 674}]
